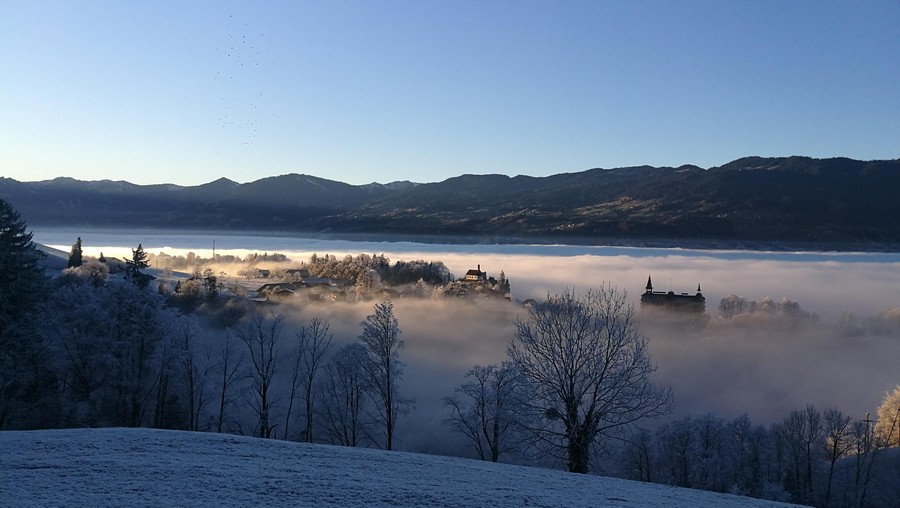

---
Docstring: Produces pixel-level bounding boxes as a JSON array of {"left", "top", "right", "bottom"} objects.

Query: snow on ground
[{"left": 0, "top": 428, "right": 800, "bottom": 507}]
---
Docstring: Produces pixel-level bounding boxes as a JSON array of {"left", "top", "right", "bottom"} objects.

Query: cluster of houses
[{"left": 252, "top": 268, "right": 352, "bottom": 303}]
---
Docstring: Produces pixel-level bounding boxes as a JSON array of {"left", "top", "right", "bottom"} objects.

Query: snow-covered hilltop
[{"left": 0, "top": 428, "right": 799, "bottom": 507}]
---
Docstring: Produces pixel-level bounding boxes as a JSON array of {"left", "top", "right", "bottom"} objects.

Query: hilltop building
[
  {"left": 465, "top": 264, "right": 487, "bottom": 282},
  {"left": 640, "top": 275, "right": 706, "bottom": 313}
]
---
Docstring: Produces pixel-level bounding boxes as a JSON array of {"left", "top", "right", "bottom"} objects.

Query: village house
[
  {"left": 464, "top": 264, "right": 487, "bottom": 282},
  {"left": 255, "top": 282, "right": 296, "bottom": 299},
  {"left": 285, "top": 268, "right": 311, "bottom": 280}
]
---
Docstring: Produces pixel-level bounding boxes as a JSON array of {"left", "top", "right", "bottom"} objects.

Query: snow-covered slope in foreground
[{"left": 0, "top": 428, "right": 798, "bottom": 507}]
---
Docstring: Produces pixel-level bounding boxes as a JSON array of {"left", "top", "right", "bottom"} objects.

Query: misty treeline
[
  {"left": 303, "top": 252, "right": 453, "bottom": 287},
  {"left": 718, "top": 294, "right": 819, "bottom": 324},
  {"left": 616, "top": 399, "right": 900, "bottom": 507},
  {"left": 152, "top": 248, "right": 454, "bottom": 288},
  {"left": 148, "top": 251, "right": 290, "bottom": 271}
]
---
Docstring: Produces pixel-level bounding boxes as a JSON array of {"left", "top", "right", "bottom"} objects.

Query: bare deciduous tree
[
  {"left": 215, "top": 331, "right": 242, "bottom": 433},
  {"left": 322, "top": 343, "right": 369, "bottom": 447},
  {"left": 443, "top": 362, "right": 523, "bottom": 462},
  {"left": 238, "top": 314, "right": 282, "bottom": 438},
  {"left": 284, "top": 317, "right": 333, "bottom": 442},
  {"left": 781, "top": 405, "right": 822, "bottom": 504},
  {"left": 822, "top": 407, "right": 852, "bottom": 507},
  {"left": 508, "top": 286, "right": 672, "bottom": 473},
  {"left": 298, "top": 317, "right": 333, "bottom": 443},
  {"left": 358, "top": 302, "right": 409, "bottom": 450},
  {"left": 178, "top": 318, "right": 214, "bottom": 431}
]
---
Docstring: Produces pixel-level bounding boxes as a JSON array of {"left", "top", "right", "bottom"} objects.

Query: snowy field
[{"left": 0, "top": 428, "right": 801, "bottom": 507}]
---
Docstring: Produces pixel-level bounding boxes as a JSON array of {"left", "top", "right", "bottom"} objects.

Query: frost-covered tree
[
  {"left": 38, "top": 278, "right": 177, "bottom": 428},
  {"left": 719, "top": 295, "right": 747, "bottom": 319},
  {"left": 874, "top": 386, "right": 900, "bottom": 448},
  {"left": 358, "top": 302, "right": 409, "bottom": 450},
  {"left": 508, "top": 286, "right": 672, "bottom": 473},
  {"left": 413, "top": 278, "right": 428, "bottom": 299},
  {"left": 61, "top": 259, "right": 109, "bottom": 287},
  {"left": 444, "top": 362, "right": 523, "bottom": 462}
]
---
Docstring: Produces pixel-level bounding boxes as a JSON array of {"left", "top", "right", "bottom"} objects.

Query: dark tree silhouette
[
  {"left": 67, "top": 237, "right": 83, "bottom": 268},
  {"left": 125, "top": 244, "right": 152, "bottom": 288},
  {"left": 358, "top": 301, "right": 409, "bottom": 450},
  {"left": 508, "top": 285, "right": 672, "bottom": 473},
  {"left": 0, "top": 199, "right": 46, "bottom": 336}
]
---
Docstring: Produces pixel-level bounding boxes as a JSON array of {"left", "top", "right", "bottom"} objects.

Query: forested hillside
[{"left": 2, "top": 156, "right": 899, "bottom": 248}]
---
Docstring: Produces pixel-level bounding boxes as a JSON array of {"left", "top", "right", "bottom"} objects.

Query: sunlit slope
[{"left": 0, "top": 428, "right": 799, "bottom": 507}]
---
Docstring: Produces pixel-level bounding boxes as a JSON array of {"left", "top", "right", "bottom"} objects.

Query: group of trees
[
  {"left": 718, "top": 294, "right": 819, "bottom": 326},
  {"left": 303, "top": 253, "right": 452, "bottom": 287},
  {"left": 838, "top": 308, "right": 900, "bottom": 337},
  {"left": 2, "top": 198, "right": 898, "bottom": 507},
  {"left": 217, "top": 302, "right": 410, "bottom": 449},
  {"left": 617, "top": 396, "right": 900, "bottom": 506},
  {"left": 443, "top": 287, "right": 672, "bottom": 474},
  {"left": 150, "top": 251, "right": 290, "bottom": 272}
]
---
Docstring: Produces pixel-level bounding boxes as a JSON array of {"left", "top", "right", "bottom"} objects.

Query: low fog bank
[
  {"left": 248, "top": 249, "right": 900, "bottom": 430},
  {"left": 641, "top": 314, "right": 900, "bottom": 424},
  {"left": 42, "top": 233, "right": 900, "bottom": 444},
  {"left": 266, "top": 296, "right": 897, "bottom": 456}
]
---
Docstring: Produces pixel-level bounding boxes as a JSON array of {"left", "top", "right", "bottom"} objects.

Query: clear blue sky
[{"left": 2, "top": 1, "right": 898, "bottom": 186}]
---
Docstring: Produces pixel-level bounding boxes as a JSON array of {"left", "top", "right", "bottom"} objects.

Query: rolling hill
[
  {"left": 0, "top": 428, "right": 799, "bottom": 507},
  {"left": 2, "top": 156, "right": 899, "bottom": 249}
]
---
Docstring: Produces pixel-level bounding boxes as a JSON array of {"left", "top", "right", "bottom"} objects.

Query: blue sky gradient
[{"left": 2, "top": 1, "right": 897, "bottom": 185}]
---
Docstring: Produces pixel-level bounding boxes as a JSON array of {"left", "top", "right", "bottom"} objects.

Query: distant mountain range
[{"left": 3, "top": 156, "right": 899, "bottom": 250}]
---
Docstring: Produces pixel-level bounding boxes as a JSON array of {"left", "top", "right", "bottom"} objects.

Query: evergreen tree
[
  {"left": 67, "top": 237, "right": 83, "bottom": 268},
  {"left": 0, "top": 199, "right": 47, "bottom": 336},
  {"left": 0, "top": 199, "right": 48, "bottom": 428},
  {"left": 125, "top": 243, "right": 152, "bottom": 289}
]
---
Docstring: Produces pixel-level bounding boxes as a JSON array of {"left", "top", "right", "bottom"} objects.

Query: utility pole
[{"left": 862, "top": 412, "right": 874, "bottom": 452}]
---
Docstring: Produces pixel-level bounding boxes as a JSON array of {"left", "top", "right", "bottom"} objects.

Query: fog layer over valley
[{"left": 36, "top": 230, "right": 900, "bottom": 432}]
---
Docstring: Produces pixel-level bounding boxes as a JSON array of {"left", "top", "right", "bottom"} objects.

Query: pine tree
[
  {"left": 125, "top": 243, "right": 152, "bottom": 289},
  {"left": 0, "top": 200, "right": 49, "bottom": 428},
  {"left": 67, "top": 237, "right": 83, "bottom": 268},
  {"left": 0, "top": 199, "right": 47, "bottom": 336}
]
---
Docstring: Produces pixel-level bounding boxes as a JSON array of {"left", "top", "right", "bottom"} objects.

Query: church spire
[{"left": 645, "top": 275, "right": 653, "bottom": 293}]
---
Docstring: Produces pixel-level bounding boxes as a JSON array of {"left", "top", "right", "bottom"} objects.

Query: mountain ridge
[{"left": 2, "top": 156, "right": 899, "bottom": 250}]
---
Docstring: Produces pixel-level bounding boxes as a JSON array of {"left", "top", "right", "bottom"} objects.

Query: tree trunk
[{"left": 567, "top": 425, "right": 592, "bottom": 473}]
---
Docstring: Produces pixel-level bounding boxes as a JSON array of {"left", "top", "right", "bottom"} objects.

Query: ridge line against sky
[{"left": 1, "top": 1, "right": 898, "bottom": 186}]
